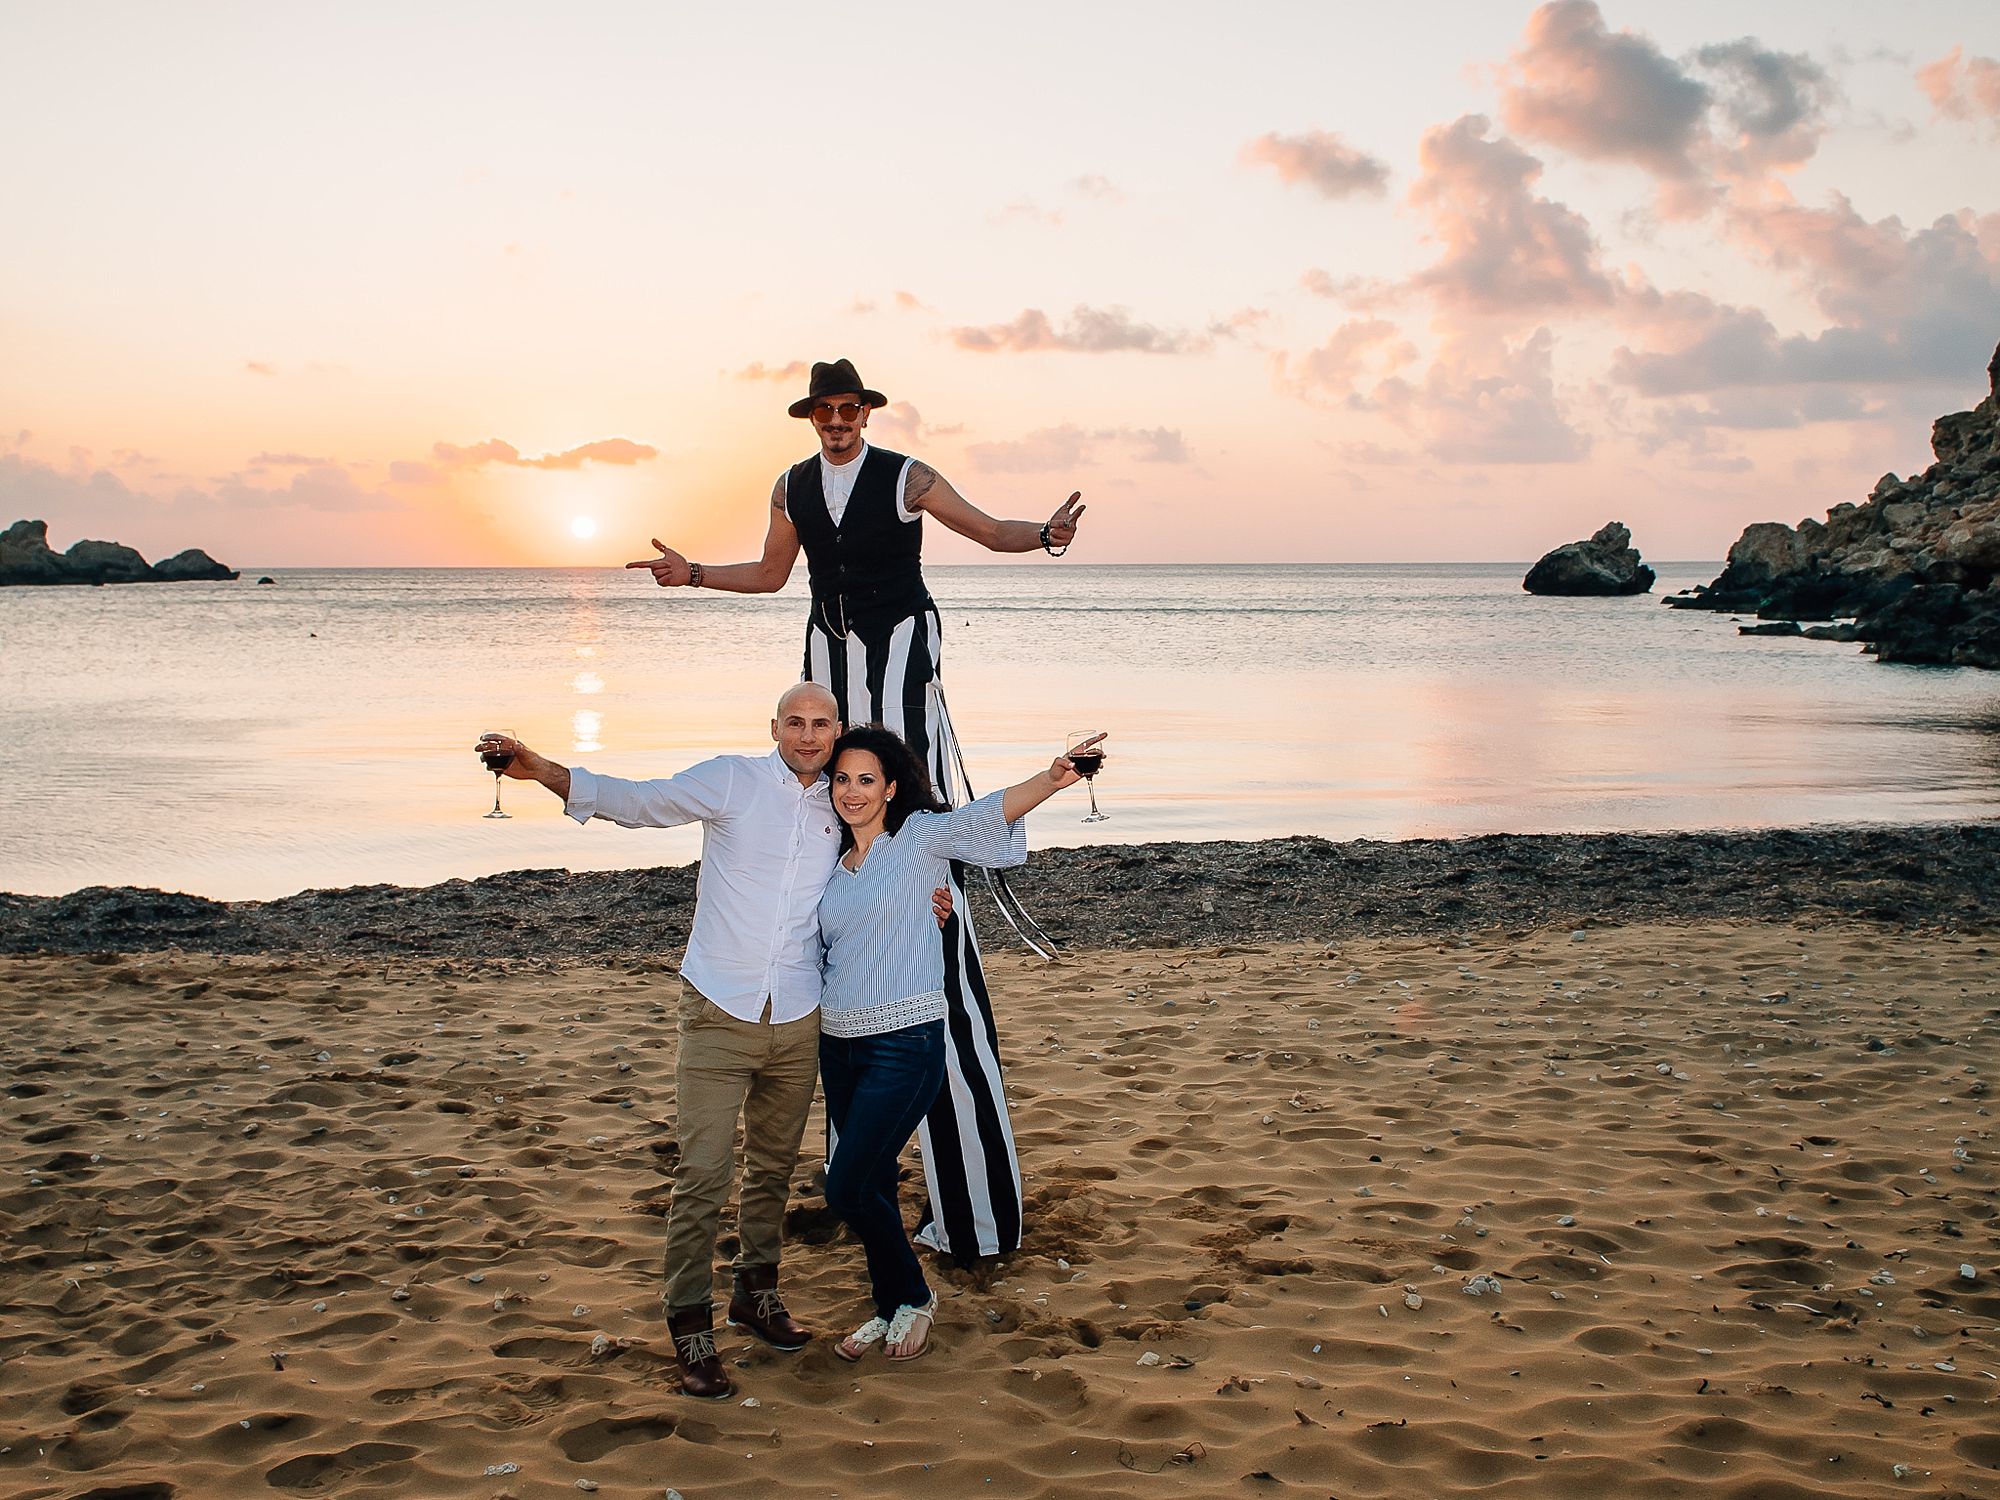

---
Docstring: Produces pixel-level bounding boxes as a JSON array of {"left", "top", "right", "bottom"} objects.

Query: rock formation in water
[
  {"left": 0, "top": 519, "right": 239, "bottom": 585},
  {"left": 1665, "top": 341, "right": 2000, "bottom": 669},
  {"left": 1523, "top": 521, "right": 1656, "bottom": 596}
]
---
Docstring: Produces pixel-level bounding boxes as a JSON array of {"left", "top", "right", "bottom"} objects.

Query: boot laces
[{"left": 674, "top": 1327, "right": 718, "bottom": 1363}]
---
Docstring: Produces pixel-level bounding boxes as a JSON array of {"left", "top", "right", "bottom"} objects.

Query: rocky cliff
[
  {"left": 0, "top": 520, "right": 238, "bottom": 585},
  {"left": 1665, "top": 343, "right": 2000, "bottom": 669}
]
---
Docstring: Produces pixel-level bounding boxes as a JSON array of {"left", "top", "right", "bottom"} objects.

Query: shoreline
[{"left": 4, "top": 822, "right": 1995, "bottom": 958}]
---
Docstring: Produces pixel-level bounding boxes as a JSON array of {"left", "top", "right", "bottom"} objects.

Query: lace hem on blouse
[{"left": 819, "top": 989, "right": 948, "bottom": 1038}]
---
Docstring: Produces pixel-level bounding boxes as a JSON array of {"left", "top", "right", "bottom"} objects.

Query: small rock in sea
[
  {"left": 257, "top": 576, "right": 275, "bottom": 584},
  {"left": 1961, "top": 1264, "right": 1978, "bottom": 1281},
  {"left": 1137, "top": 1351, "right": 1162, "bottom": 1367}
]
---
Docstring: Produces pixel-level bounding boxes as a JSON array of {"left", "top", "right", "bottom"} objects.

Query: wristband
[
  {"left": 1039, "top": 523, "right": 1068, "bottom": 557},
  {"left": 688, "top": 562, "right": 705, "bottom": 588}
]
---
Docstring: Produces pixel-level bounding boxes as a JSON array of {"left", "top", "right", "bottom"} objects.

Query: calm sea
[{"left": 4, "top": 563, "right": 1998, "bottom": 901}]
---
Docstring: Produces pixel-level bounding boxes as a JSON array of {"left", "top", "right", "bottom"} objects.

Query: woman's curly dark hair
[{"left": 829, "top": 725, "right": 948, "bottom": 851}]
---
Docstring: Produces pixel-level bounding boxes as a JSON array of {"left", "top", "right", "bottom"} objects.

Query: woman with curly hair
[{"left": 815, "top": 723, "right": 1100, "bottom": 1361}]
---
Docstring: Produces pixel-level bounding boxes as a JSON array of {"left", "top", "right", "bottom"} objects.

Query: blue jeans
[{"left": 819, "top": 1021, "right": 946, "bottom": 1320}]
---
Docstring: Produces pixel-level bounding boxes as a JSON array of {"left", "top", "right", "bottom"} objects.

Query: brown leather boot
[
  {"left": 665, "top": 1305, "right": 733, "bottom": 1400},
  {"left": 726, "top": 1265, "right": 812, "bottom": 1352}
]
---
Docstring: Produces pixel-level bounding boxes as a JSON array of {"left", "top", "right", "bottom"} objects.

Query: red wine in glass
[
  {"left": 480, "top": 731, "right": 513, "bottom": 819},
  {"left": 1066, "top": 732, "right": 1108, "bottom": 824}
]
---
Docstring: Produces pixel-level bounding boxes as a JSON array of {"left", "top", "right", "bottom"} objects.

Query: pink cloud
[
  {"left": 1918, "top": 46, "right": 2000, "bottom": 134},
  {"left": 1609, "top": 199, "right": 2000, "bottom": 405},
  {"left": 951, "top": 306, "right": 1211, "bottom": 355},
  {"left": 1275, "top": 318, "right": 1418, "bottom": 401},
  {"left": 734, "top": 360, "right": 811, "bottom": 382},
  {"left": 1374, "top": 330, "right": 1591, "bottom": 465},
  {"left": 1498, "top": 2, "right": 1832, "bottom": 210},
  {"left": 990, "top": 199, "right": 1063, "bottom": 227},
  {"left": 1500, "top": 1, "right": 1709, "bottom": 179},
  {"left": 1240, "top": 129, "right": 1390, "bottom": 199},
  {"left": 964, "top": 425, "right": 1192, "bottom": 473},
  {"left": 430, "top": 437, "right": 659, "bottom": 470},
  {"left": 244, "top": 360, "right": 276, "bottom": 376},
  {"left": 1407, "top": 115, "right": 1617, "bottom": 316}
]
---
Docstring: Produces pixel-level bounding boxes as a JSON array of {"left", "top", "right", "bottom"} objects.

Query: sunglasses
[{"left": 810, "top": 401, "right": 866, "bottom": 423}]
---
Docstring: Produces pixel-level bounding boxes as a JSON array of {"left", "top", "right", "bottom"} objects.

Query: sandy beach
[{"left": 3, "top": 919, "right": 1995, "bottom": 1499}]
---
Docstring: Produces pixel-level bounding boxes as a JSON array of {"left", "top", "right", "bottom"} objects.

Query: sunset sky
[{"left": 4, "top": 1, "right": 1999, "bottom": 566}]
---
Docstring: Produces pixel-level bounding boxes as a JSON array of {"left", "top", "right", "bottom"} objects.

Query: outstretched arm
[
  {"left": 625, "top": 476, "right": 802, "bottom": 593},
  {"left": 905, "top": 460, "right": 1084, "bottom": 554}
]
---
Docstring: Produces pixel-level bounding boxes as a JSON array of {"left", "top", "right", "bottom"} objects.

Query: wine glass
[
  {"left": 480, "top": 730, "right": 514, "bottom": 819},
  {"left": 1066, "top": 731, "right": 1108, "bottom": 824}
]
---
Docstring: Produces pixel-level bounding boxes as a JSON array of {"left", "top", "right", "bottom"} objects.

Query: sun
[{"left": 570, "top": 515, "right": 598, "bottom": 540}]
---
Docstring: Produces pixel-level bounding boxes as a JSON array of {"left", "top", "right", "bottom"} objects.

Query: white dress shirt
[
  {"left": 564, "top": 749, "right": 841, "bottom": 1023},
  {"left": 778, "top": 441, "right": 920, "bottom": 527}
]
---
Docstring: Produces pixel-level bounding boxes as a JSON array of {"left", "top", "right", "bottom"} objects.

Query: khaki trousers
[{"left": 662, "top": 982, "right": 820, "bottom": 1312}]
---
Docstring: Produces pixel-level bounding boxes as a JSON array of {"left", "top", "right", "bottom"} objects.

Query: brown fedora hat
[{"left": 787, "top": 358, "right": 888, "bottom": 418}]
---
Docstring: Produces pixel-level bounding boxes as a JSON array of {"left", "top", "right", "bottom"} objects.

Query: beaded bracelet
[{"left": 1039, "top": 523, "right": 1069, "bottom": 558}]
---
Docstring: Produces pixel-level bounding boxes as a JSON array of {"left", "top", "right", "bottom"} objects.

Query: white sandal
[
  {"left": 884, "top": 1294, "right": 938, "bottom": 1362},
  {"left": 834, "top": 1316, "right": 887, "bottom": 1362}
]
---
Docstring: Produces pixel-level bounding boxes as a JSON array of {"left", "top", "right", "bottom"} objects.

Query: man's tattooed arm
[{"left": 905, "top": 460, "right": 939, "bottom": 507}]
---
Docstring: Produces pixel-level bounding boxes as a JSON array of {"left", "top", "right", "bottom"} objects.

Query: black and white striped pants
[{"left": 804, "top": 603, "right": 1023, "bottom": 1258}]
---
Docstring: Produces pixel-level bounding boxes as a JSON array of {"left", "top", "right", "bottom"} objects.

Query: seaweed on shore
[{"left": 4, "top": 825, "right": 1995, "bottom": 958}]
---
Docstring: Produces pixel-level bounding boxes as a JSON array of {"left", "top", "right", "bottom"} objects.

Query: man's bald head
[
  {"left": 775, "top": 681, "right": 838, "bottom": 721},
  {"left": 771, "top": 682, "right": 842, "bottom": 783}
]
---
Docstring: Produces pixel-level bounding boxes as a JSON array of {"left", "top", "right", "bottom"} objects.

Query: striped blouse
[{"left": 817, "top": 790, "right": 1027, "bottom": 1038}]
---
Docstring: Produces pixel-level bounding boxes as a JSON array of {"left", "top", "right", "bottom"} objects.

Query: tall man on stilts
[{"left": 628, "top": 358, "right": 1084, "bottom": 1257}]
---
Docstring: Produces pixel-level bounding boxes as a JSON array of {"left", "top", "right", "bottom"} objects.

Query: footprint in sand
[{"left": 264, "top": 1440, "right": 419, "bottom": 1492}]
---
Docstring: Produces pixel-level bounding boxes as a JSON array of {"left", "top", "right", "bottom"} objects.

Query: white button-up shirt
[{"left": 564, "top": 749, "right": 841, "bottom": 1024}]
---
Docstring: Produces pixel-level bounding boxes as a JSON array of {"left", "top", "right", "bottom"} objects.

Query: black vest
[{"left": 788, "top": 445, "right": 930, "bottom": 637}]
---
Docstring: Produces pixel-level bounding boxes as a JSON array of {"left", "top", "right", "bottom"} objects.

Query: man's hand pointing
[{"left": 625, "top": 539, "right": 692, "bottom": 587}]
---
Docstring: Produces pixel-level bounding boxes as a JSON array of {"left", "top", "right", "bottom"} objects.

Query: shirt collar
[
  {"left": 766, "top": 746, "right": 830, "bottom": 796},
  {"left": 821, "top": 439, "right": 870, "bottom": 473}
]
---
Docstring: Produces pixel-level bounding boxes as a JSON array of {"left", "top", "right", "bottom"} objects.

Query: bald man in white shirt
[{"left": 476, "top": 683, "right": 947, "bottom": 1400}]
